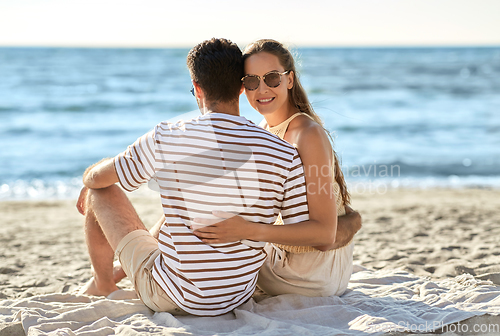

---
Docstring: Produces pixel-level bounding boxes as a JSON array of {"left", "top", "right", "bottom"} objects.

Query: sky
[{"left": 0, "top": 0, "right": 499, "bottom": 47}]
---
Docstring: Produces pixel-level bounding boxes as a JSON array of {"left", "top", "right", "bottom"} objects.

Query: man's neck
[{"left": 200, "top": 101, "right": 240, "bottom": 117}]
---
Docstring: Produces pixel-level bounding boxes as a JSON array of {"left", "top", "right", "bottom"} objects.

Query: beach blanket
[{"left": 1, "top": 266, "right": 499, "bottom": 336}]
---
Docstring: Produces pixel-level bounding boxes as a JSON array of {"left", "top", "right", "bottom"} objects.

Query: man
[{"left": 77, "top": 38, "right": 360, "bottom": 316}]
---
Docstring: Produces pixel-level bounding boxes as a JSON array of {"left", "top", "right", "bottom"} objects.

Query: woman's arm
[
  {"left": 193, "top": 208, "right": 361, "bottom": 248},
  {"left": 193, "top": 211, "right": 333, "bottom": 246},
  {"left": 291, "top": 121, "right": 338, "bottom": 250}
]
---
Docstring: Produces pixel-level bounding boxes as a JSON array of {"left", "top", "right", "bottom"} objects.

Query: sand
[
  {"left": 0, "top": 193, "right": 163, "bottom": 300},
  {"left": 1, "top": 187, "right": 499, "bottom": 334},
  {"left": 353, "top": 188, "right": 500, "bottom": 283}
]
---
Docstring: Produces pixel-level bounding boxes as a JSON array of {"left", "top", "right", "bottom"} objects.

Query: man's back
[{"left": 114, "top": 112, "right": 308, "bottom": 316}]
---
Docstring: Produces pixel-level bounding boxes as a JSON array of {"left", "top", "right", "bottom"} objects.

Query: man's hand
[
  {"left": 344, "top": 205, "right": 362, "bottom": 233},
  {"left": 76, "top": 186, "right": 89, "bottom": 215},
  {"left": 329, "top": 205, "right": 362, "bottom": 249}
]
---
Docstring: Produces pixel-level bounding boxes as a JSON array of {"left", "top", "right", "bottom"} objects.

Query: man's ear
[
  {"left": 240, "top": 83, "right": 245, "bottom": 95},
  {"left": 193, "top": 81, "right": 203, "bottom": 99},
  {"left": 287, "top": 71, "right": 294, "bottom": 90}
]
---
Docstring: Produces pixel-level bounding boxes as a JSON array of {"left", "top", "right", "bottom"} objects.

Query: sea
[{"left": 1, "top": 46, "right": 499, "bottom": 200}]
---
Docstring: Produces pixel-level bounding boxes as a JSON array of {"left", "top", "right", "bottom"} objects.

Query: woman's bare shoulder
[
  {"left": 290, "top": 116, "right": 330, "bottom": 148},
  {"left": 284, "top": 116, "right": 332, "bottom": 167}
]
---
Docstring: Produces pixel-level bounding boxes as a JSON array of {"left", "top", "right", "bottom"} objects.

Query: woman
[{"left": 193, "top": 39, "right": 360, "bottom": 297}]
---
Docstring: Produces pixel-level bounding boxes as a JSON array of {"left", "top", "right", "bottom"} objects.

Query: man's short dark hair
[{"left": 187, "top": 38, "right": 243, "bottom": 103}]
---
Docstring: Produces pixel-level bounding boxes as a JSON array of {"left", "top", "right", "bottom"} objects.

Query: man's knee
[
  {"left": 86, "top": 185, "right": 143, "bottom": 227},
  {"left": 84, "top": 185, "right": 145, "bottom": 249}
]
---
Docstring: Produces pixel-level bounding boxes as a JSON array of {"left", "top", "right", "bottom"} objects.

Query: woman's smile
[{"left": 256, "top": 97, "right": 275, "bottom": 104}]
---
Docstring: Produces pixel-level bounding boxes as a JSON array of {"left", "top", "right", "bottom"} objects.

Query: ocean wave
[
  {"left": 0, "top": 126, "right": 141, "bottom": 138},
  {"left": 333, "top": 124, "right": 478, "bottom": 135},
  {"left": 341, "top": 84, "right": 391, "bottom": 92},
  {"left": 0, "top": 178, "right": 83, "bottom": 200},
  {"left": 336, "top": 83, "right": 496, "bottom": 96},
  {"left": 0, "top": 106, "right": 16, "bottom": 112}
]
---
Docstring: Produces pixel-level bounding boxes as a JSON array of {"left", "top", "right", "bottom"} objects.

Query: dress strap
[{"left": 267, "top": 113, "right": 313, "bottom": 139}]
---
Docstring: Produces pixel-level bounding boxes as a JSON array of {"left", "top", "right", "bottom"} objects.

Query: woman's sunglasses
[{"left": 241, "top": 70, "right": 290, "bottom": 91}]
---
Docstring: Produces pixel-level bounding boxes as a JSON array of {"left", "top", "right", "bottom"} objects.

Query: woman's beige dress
[{"left": 257, "top": 113, "right": 354, "bottom": 297}]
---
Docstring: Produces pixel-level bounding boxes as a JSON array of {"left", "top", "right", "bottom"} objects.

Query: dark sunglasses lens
[
  {"left": 264, "top": 72, "right": 281, "bottom": 88},
  {"left": 243, "top": 76, "right": 260, "bottom": 90}
]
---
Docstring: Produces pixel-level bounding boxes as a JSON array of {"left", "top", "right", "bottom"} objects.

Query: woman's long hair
[{"left": 243, "top": 39, "right": 351, "bottom": 206}]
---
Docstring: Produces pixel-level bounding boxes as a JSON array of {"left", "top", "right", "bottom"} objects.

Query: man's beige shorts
[{"left": 115, "top": 230, "right": 186, "bottom": 314}]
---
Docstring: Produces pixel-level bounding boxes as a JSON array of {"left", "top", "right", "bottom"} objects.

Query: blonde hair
[{"left": 243, "top": 39, "right": 351, "bottom": 205}]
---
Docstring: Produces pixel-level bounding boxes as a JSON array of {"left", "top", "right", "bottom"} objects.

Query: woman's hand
[
  {"left": 192, "top": 211, "right": 254, "bottom": 244},
  {"left": 76, "top": 186, "right": 89, "bottom": 215}
]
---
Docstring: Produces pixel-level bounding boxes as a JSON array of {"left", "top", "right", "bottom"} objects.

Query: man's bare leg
[
  {"left": 81, "top": 206, "right": 120, "bottom": 296},
  {"left": 112, "top": 215, "right": 164, "bottom": 284},
  {"left": 81, "top": 184, "right": 149, "bottom": 296}
]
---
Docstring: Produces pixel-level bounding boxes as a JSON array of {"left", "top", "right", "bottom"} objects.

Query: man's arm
[{"left": 83, "top": 158, "right": 119, "bottom": 189}]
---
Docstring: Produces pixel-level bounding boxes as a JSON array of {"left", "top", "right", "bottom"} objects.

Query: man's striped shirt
[{"left": 114, "top": 112, "right": 308, "bottom": 316}]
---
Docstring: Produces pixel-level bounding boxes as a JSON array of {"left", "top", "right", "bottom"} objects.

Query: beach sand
[
  {"left": 1, "top": 187, "right": 499, "bottom": 334},
  {"left": 353, "top": 188, "right": 500, "bottom": 283}
]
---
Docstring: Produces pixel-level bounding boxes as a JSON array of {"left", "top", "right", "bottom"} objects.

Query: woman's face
[{"left": 243, "top": 52, "right": 293, "bottom": 117}]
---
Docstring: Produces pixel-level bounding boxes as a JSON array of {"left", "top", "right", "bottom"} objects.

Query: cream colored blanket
[{"left": 1, "top": 267, "right": 499, "bottom": 336}]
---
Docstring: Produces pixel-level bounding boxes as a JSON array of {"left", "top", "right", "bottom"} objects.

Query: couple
[{"left": 77, "top": 38, "right": 361, "bottom": 316}]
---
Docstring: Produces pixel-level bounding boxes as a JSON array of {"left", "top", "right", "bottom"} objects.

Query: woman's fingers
[
  {"left": 192, "top": 217, "right": 239, "bottom": 244},
  {"left": 193, "top": 230, "right": 221, "bottom": 240},
  {"left": 193, "top": 225, "right": 233, "bottom": 244},
  {"left": 193, "top": 225, "right": 218, "bottom": 235}
]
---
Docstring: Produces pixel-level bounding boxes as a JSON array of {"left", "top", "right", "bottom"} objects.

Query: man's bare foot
[{"left": 77, "top": 277, "right": 120, "bottom": 297}]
